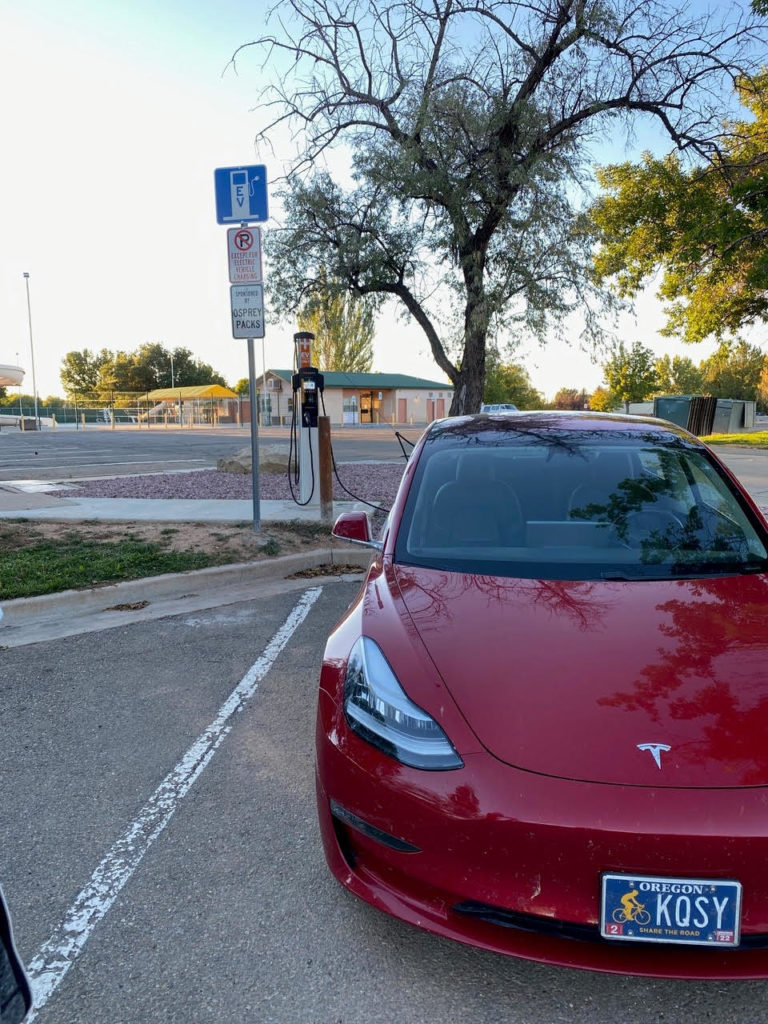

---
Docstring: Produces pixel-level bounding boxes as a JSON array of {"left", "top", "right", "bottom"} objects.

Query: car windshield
[{"left": 394, "top": 421, "right": 768, "bottom": 581}]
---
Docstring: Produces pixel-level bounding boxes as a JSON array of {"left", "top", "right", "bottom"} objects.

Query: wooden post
[{"left": 319, "top": 415, "right": 333, "bottom": 522}]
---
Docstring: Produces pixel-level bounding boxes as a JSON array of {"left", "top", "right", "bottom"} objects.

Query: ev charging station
[{"left": 291, "top": 332, "right": 325, "bottom": 506}]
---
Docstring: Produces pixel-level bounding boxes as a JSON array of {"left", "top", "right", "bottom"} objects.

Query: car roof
[{"left": 432, "top": 410, "right": 700, "bottom": 446}]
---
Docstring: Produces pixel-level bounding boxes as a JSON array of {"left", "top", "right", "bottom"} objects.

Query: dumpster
[
  {"left": 711, "top": 399, "right": 734, "bottom": 434},
  {"left": 653, "top": 396, "right": 692, "bottom": 429}
]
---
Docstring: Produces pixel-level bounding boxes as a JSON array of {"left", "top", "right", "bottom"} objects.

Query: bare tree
[{"left": 234, "top": 0, "right": 765, "bottom": 413}]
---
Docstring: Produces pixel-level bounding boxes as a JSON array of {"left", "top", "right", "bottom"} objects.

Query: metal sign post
[
  {"left": 247, "top": 338, "right": 260, "bottom": 532},
  {"left": 214, "top": 165, "right": 269, "bottom": 533}
]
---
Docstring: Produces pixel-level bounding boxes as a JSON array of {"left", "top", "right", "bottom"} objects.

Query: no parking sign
[{"left": 227, "top": 227, "right": 263, "bottom": 284}]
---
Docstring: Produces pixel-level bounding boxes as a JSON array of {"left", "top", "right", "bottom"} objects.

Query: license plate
[{"left": 601, "top": 873, "right": 742, "bottom": 947}]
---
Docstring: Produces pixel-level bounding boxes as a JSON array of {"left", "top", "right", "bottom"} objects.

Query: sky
[{"left": 0, "top": 0, "right": 736, "bottom": 402}]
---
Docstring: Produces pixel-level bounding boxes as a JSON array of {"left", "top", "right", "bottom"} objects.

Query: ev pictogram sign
[
  {"left": 214, "top": 165, "right": 268, "bottom": 223},
  {"left": 227, "top": 226, "right": 263, "bottom": 284}
]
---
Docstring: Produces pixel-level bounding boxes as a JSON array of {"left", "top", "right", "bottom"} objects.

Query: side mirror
[
  {"left": 0, "top": 889, "right": 31, "bottom": 1023},
  {"left": 331, "top": 511, "right": 382, "bottom": 550}
]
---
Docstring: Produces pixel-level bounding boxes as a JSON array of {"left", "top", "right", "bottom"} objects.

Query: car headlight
[{"left": 344, "top": 637, "right": 463, "bottom": 770}]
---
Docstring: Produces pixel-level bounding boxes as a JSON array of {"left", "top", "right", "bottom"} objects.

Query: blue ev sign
[{"left": 214, "top": 165, "right": 269, "bottom": 224}]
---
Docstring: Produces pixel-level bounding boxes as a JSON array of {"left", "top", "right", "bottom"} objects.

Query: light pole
[
  {"left": 170, "top": 352, "right": 175, "bottom": 388},
  {"left": 22, "top": 273, "right": 40, "bottom": 430},
  {"left": 15, "top": 351, "right": 22, "bottom": 420}
]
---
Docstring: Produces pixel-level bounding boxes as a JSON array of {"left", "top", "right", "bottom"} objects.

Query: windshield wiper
[
  {"left": 669, "top": 560, "right": 768, "bottom": 577},
  {"left": 600, "top": 570, "right": 662, "bottom": 581}
]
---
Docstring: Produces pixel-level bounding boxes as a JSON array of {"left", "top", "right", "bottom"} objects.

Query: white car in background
[{"left": 480, "top": 403, "right": 519, "bottom": 413}]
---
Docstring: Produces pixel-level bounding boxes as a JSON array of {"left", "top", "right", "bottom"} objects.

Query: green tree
[
  {"left": 483, "top": 358, "right": 543, "bottom": 409},
  {"left": 297, "top": 267, "right": 375, "bottom": 372},
  {"left": 11, "top": 393, "right": 37, "bottom": 408},
  {"left": 96, "top": 351, "right": 137, "bottom": 397},
  {"left": 654, "top": 355, "right": 674, "bottom": 395},
  {"left": 234, "top": 378, "right": 250, "bottom": 395},
  {"left": 241, "top": 0, "right": 760, "bottom": 414},
  {"left": 589, "top": 386, "right": 615, "bottom": 412},
  {"left": 602, "top": 341, "right": 658, "bottom": 413},
  {"left": 60, "top": 348, "right": 111, "bottom": 396},
  {"left": 41, "top": 395, "right": 65, "bottom": 409},
  {"left": 162, "top": 348, "right": 227, "bottom": 389},
  {"left": 654, "top": 354, "right": 704, "bottom": 395},
  {"left": 552, "top": 387, "right": 590, "bottom": 410},
  {"left": 590, "top": 72, "right": 768, "bottom": 344},
  {"left": 700, "top": 340, "right": 766, "bottom": 400},
  {"left": 126, "top": 343, "right": 163, "bottom": 392},
  {"left": 93, "top": 345, "right": 228, "bottom": 399}
]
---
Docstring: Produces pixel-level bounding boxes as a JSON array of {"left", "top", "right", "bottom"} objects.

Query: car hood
[{"left": 393, "top": 565, "right": 768, "bottom": 787}]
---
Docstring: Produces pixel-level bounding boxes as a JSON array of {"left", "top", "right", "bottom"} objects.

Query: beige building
[{"left": 253, "top": 370, "right": 454, "bottom": 426}]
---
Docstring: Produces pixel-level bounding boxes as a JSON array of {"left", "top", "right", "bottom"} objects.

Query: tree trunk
[
  {"left": 449, "top": 261, "right": 489, "bottom": 415},
  {"left": 449, "top": 327, "right": 487, "bottom": 415}
]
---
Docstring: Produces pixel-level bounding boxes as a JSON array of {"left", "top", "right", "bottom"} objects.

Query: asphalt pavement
[
  {"left": 0, "top": 423, "right": 414, "bottom": 482},
  {"left": 10, "top": 585, "right": 768, "bottom": 1024}
]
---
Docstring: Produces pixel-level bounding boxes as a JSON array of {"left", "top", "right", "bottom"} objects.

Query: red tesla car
[{"left": 316, "top": 411, "right": 768, "bottom": 977}]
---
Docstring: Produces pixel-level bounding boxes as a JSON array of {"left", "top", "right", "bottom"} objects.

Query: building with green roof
[{"left": 254, "top": 370, "right": 454, "bottom": 426}]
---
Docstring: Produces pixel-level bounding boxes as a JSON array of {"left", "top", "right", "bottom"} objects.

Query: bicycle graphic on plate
[{"left": 612, "top": 890, "right": 651, "bottom": 925}]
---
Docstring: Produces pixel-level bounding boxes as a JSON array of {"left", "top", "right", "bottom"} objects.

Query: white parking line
[{"left": 24, "top": 586, "right": 323, "bottom": 1019}]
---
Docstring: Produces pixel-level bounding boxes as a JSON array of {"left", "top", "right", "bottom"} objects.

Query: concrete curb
[{"left": 0, "top": 546, "right": 373, "bottom": 628}]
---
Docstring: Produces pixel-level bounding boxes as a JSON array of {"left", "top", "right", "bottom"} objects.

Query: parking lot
[
  {"left": 0, "top": 425, "right": 411, "bottom": 482},
  {"left": 3, "top": 427, "right": 768, "bottom": 1022},
  {"left": 3, "top": 581, "right": 768, "bottom": 1023}
]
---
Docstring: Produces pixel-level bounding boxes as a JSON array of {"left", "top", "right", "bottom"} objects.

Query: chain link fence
[{"left": 0, "top": 392, "right": 283, "bottom": 429}]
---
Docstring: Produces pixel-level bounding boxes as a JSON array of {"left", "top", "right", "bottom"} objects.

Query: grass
[
  {"left": 702, "top": 431, "right": 768, "bottom": 447},
  {"left": 1, "top": 537, "right": 215, "bottom": 600},
  {"left": 0, "top": 518, "right": 337, "bottom": 600}
]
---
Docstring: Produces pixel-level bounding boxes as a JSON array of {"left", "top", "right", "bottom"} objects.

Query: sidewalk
[{"left": 0, "top": 481, "right": 360, "bottom": 522}]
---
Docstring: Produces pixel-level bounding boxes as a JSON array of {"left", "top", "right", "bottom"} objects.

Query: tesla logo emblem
[{"left": 637, "top": 743, "right": 671, "bottom": 769}]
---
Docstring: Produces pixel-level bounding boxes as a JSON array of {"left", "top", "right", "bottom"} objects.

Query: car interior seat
[
  {"left": 429, "top": 452, "right": 523, "bottom": 546},
  {"left": 567, "top": 451, "right": 645, "bottom": 520}
]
